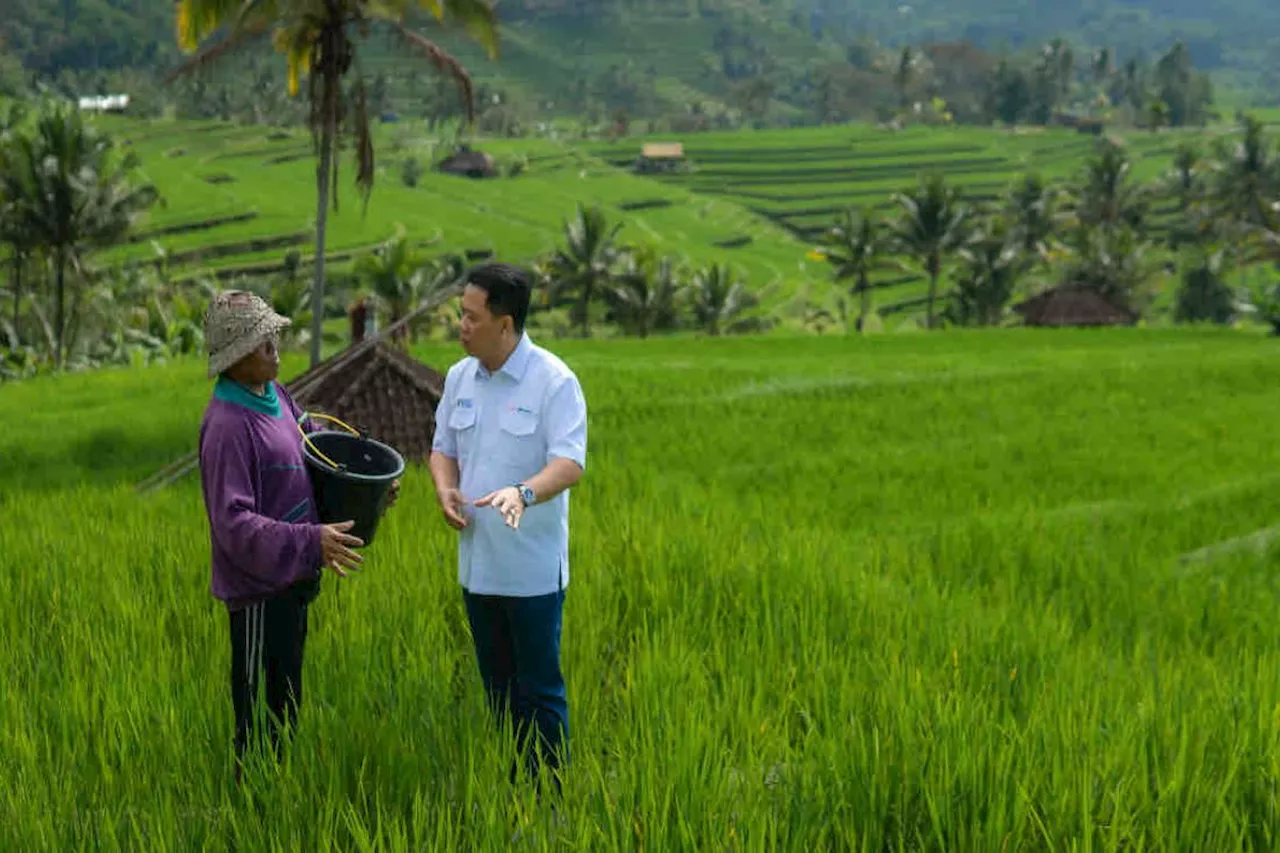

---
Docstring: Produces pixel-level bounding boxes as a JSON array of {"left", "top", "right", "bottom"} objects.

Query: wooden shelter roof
[
  {"left": 1011, "top": 286, "right": 1138, "bottom": 327},
  {"left": 137, "top": 284, "right": 461, "bottom": 493}
]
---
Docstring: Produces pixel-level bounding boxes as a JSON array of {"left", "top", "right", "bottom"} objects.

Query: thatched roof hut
[
  {"left": 634, "top": 141, "right": 685, "bottom": 174},
  {"left": 436, "top": 147, "right": 497, "bottom": 179},
  {"left": 137, "top": 286, "right": 462, "bottom": 493},
  {"left": 1012, "top": 285, "right": 1138, "bottom": 327},
  {"left": 291, "top": 340, "right": 445, "bottom": 464}
]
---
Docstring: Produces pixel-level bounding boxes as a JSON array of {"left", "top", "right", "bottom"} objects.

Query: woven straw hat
[{"left": 204, "top": 290, "right": 292, "bottom": 378}]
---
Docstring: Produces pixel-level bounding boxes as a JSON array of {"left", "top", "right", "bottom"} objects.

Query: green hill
[
  {"left": 4, "top": 0, "right": 1278, "bottom": 128},
  {"left": 90, "top": 113, "right": 1275, "bottom": 326}
]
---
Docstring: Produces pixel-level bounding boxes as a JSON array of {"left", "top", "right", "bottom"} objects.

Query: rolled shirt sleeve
[{"left": 543, "top": 375, "right": 587, "bottom": 469}]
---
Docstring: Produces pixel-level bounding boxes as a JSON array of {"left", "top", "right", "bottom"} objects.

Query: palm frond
[
  {"left": 164, "top": 17, "right": 272, "bottom": 84},
  {"left": 419, "top": 0, "right": 500, "bottom": 59},
  {"left": 387, "top": 22, "right": 477, "bottom": 122}
]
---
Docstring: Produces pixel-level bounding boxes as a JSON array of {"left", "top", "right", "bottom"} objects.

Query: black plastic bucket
[{"left": 301, "top": 430, "right": 405, "bottom": 547}]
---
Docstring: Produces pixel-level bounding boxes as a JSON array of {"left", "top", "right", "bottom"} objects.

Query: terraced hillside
[
  {"left": 585, "top": 122, "right": 1240, "bottom": 314},
  {"left": 93, "top": 113, "right": 1276, "bottom": 322},
  {"left": 96, "top": 115, "right": 817, "bottom": 301}
]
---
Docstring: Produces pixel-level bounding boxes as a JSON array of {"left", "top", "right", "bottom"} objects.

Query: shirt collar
[
  {"left": 475, "top": 332, "right": 532, "bottom": 381},
  {"left": 213, "top": 375, "right": 282, "bottom": 417}
]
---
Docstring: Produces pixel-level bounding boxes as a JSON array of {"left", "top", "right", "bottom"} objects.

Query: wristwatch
[{"left": 516, "top": 483, "right": 536, "bottom": 507}]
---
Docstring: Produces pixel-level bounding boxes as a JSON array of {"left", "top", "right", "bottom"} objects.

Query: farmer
[
  {"left": 429, "top": 263, "right": 587, "bottom": 789},
  {"left": 198, "top": 290, "right": 398, "bottom": 775}
]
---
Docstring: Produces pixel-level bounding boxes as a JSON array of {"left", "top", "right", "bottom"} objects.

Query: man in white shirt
[{"left": 429, "top": 262, "right": 587, "bottom": 789}]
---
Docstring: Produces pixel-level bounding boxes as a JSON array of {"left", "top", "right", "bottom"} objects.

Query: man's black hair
[{"left": 465, "top": 262, "right": 532, "bottom": 333}]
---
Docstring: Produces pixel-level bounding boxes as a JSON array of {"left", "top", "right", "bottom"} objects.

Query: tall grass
[{"left": 4, "top": 328, "right": 1280, "bottom": 849}]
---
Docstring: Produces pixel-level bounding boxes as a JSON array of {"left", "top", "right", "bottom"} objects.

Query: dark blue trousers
[{"left": 462, "top": 588, "right": 569, "bottom": 782}]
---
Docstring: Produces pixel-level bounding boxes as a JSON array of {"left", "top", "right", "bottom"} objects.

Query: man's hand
[
  {"left": 437, "top": 487, "right": 470, "bottom": 530},
  {"left": 320, "top": 520, "right": 364, "bottom": 577},
  {"left": 475, "top": 486, "right": 524, "bottom": 530},
  {"left": 386, "top": 478, "right": 401, "bottom": 509}
]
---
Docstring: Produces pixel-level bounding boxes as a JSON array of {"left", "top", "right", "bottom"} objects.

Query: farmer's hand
[
  {"left": 320, "top": 521, "right": 364, "bottom": 577},
  {"left": 437, "top": 487, "right": 469, "bottom": 530},
  {"left": 386, "top": 478, "right": 401, "bottom": 509},
  {"left": 476, "top": 486, "right": 523, "bottom": 530}
]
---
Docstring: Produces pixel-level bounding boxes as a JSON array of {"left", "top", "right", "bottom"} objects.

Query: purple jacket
[{"left": 198, "top": 376, "right": 323, "bottom": 610}]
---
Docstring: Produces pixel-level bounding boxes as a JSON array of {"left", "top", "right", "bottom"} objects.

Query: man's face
[
  {"left": 459, "top": 284, "right": 510, "bottom": 359},
  {"left": 229, "top": 334, "right": 280, "bottom": 386}
]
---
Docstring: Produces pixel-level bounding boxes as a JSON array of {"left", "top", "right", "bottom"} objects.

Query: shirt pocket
[
  {"left": 498, "top": 406, "right": 543, "bottom": 473},
  {"left": 449, "top": 403, "right": 477, "bottom": 456}
]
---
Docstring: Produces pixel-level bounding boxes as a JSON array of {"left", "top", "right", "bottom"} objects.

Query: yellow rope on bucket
[{"left": 297, "top": 411, "right": 361, "bottom": 471}]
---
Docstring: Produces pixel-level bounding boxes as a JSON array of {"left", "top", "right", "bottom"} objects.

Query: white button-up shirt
[{"left": 431, "top": 333, "right": 588, "bottom": 596}]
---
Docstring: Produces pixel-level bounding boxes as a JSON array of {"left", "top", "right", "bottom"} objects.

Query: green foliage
[
  {"left": 542, "top": 202, "right": 625, "bottom": 338},
  {"left": 1, "top": 0, "right": 1255, "bottom": 131},
  {"left": 890, "top": 173, "right": 971, "bottom": 328},
  {"left": 6, "top": 329, "right": 1280, "bottom": 847},
  {"left": 946, "top": 221, "right": 1032, "bottom": 327},
  {"left": 0, "top": 96, "right": 160, "bottom": 369},
  {"left": 814, "top": 206, "right": 885, "bottom": 332},
  {"left": 1174, "top": 244, "right": 1236, "bottom": 324}
]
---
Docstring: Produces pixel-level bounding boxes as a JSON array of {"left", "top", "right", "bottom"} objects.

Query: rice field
[
  {"left": 95, "top": 116, "right": 820, "bottom": 303},
  {"left": 5, "top": 326, "right": 1280, "bottom": 849},
  {"left": 89, "top": 113, "right": 1263, "bottom": 321}
]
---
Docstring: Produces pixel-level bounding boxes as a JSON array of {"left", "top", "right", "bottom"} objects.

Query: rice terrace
[{"left": 6, "top": 0, "right": 1280, "bottom": 849}]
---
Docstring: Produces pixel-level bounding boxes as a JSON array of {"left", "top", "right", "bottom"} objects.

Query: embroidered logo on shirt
[{"left": 457, "top": 398, "right": 473, "bottom": 409}]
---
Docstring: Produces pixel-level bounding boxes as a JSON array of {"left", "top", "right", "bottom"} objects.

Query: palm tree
[
  {"left": 606, "top": 247, "right": 683, "bottom": 338},
  {"left": 814, "top": 206, "right": 882, "bottom": 332},
  {"left": 947, "top": 220, "right": 1032, "bottom": 327},
  {"left": 1072, "top": 137, "right": 1148, "bottom": 232},
  {"left": 1161, "top": 142, "right": 1214, "bottom": 250},
  {"left": 0, "top": 100, "right": 32, "bottom": 344},
  {"left": 687, "top": 263, "right": 766, "bottom": 336},
  {"left": 890, "top": 173, "right": 969, "bottom": 329},
  {"left": 1001, "top": 172, "right": 1063, "bottom": 262},
  {"left": 544, "top": 203, "right": 624, "bottom": 338},
  {"left": 1166, "top": 142, "right": 1204, "bottom": 211},
  {"left": 1174, "top": 243, "right": 1235, "bottom": 325},
  {"left": 0, "top": 100, "right": 159, "bottom": 369},
  {"left": 169, "top": 0, "right": 500, "bottom": 370},
  {"left": 1207, "top": 114, "right": 1280, "bottom": 233},
  {"left": 1058, "top": 222, "right": 1156, "bottom": 311},
  {"left": 355, "top": 230, "right": 426, "bottom": 343}
]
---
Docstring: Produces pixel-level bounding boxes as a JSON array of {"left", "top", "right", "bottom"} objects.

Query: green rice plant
[{"left": 3, "top": 329, "right": 1280, "bottom": 849}]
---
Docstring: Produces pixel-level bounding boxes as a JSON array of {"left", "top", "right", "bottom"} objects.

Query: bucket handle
[{"left": 297, "top": 411, "right": 361, "bottom": 471}]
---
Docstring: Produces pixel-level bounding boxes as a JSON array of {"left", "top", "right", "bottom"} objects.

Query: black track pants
[{"left": 228, "top": 584, "right": 312, "bottom": 763}]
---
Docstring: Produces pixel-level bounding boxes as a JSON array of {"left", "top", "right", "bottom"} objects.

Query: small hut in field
[
  {"left": 1011, "top": 285, "right": 1138, "bottom": 327},
  {"left": 436, "top": 145, "right": 497, "bottom": 179},
  {"left": 634, "top": 141, "right": 685, "bottom": 174}
]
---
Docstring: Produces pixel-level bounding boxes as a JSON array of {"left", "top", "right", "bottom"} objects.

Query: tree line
[
  {"left": 348, "top": 115, "right": 1280, "bottom": 347},
  {"left": 4, "top": 105, "right": 1280, "bottom": 383},
  {"left": 0, "top": 0, "right": 1236, "bottom": 139},
  {"left": 802, "top": 114, "right": 1280, "bottom": 332},
  {"left": 0, "top": 97, "right": 159, "bottom": 377}
]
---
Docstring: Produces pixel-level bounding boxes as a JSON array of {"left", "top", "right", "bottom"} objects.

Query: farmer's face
[
  {"left": 229, "top": 335, "right": 280, "bottom": 387},
  {"left": 459, "top": 285, "right": 512, "bottom": 360}
]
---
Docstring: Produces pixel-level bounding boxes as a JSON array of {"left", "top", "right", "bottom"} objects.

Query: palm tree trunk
[
  {"left": 310, "top": 72, "right": 338, "bottom": 371},
  {"left": 858, "top": 273, "right": 871, "bottom": 333},
  {"left": 54, "top": 252, "right": 66, "bottom": 370},
  {"left": 927, "top": 267, "right": 939, "bottom": 329},
  {"left": 11, "top": 252, "right": 22, "bottom": 343},
  {"left": 581, "top": 277, "right": 593, "bottom": 338}
]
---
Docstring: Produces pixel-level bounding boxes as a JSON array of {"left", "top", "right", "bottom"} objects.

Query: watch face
[{"left": 521, "top": 485, "right": 535, "bottom": 505}]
